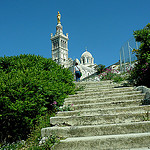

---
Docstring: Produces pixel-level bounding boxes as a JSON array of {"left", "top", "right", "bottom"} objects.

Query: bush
[
  {"left": 113, "top": 75, "right": 125, "bottom": 83},
  {"left": 0, "top": 54, "right": 75, "bottom": 143},
  {"left": 98, "top": 68, "right": 128, "bottom": 83},
  {"left": 99, "top": 68, "right": 118, "bottom": 80}
]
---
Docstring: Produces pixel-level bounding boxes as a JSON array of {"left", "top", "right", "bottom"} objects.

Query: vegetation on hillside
[
  {"left": 98, "top": 23, "right": 150, "bottom": 87},
  {"left": 129, "top": 23, "right": 150, "bottom": 87},
  {"left": 0, "top": 54, "right": 75, "bottom": 147},
  {"left": 98, "top": 67, "right": 128, "bottom": 83},
  {"left": 94, "top": 64, "right": 106, "bottom": 74}
]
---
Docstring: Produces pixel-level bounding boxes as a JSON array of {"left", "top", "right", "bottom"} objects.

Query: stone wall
[
  {"left": 134, "top": 86, "right": 150, "bottom": 105},
  {"left": 81, "top": 72, "right": 100, "bottom": 82}
]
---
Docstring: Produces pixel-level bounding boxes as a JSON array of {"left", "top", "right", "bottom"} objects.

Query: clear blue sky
[{"left": 0, "top": 0, "right": 149, "bottom": 67}]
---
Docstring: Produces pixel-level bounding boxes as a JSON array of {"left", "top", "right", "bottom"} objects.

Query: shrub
[
  {"left": 98, "top": 68, "right": 128, "bottom": 83},
  {"left": 0, "top": 113, "right": 59, "bottom": 150},
  {"left": 0, "top": 54, "right": 75, "bottom": 143},
  {"left": 99, "top": 68, "right": 117, "bottom": 80},
  {"left": 113, "top": 75, "right": 124, "bottom": 83}
]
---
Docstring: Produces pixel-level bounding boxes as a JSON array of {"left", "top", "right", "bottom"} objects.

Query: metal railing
[{"left": 120, "top": 37, "right": 140, "bottom": 72}]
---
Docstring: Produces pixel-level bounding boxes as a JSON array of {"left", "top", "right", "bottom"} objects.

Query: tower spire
[
  {"left": 51, "top": 11, "right": 69, "bottom": 68},
  {"left": 57, "top": 11, "right": 61, "bottom": 24},
  {"left": 85, "top": 47, "right": 87, "bottom": 51},
  {"left": 56, "top": 11, "right": 63, "bottom": 34}
]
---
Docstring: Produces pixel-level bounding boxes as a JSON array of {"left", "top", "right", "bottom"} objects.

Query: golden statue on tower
[{"left": 57, "top": 11, "right": 61, "bottom": 24}]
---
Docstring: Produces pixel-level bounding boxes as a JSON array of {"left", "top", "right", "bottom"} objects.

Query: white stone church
[{"left": 50, "top": 12, "right": 97, "bottom": 79}]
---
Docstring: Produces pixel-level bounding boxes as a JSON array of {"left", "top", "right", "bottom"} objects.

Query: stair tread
[
  {"left": 71, "top": 99, "right": 142, "bottom": 106},
  {"left": 61, "top": 132, "right": 150, "bottom": 141},
  {"left": 70, "top": 89, "right": 139, "bottom": 97},
  {"left": 58, "top": 105, "right": 150, "bottom": 112},
  {"left": 44, "top": 121, "right": 150, "bottom": 129},
  {"left": 66, "top": 93, "right": 144, "bottom": 101},
  {"left": 52, "top": 111, "right": 147, "bottom": 119}
]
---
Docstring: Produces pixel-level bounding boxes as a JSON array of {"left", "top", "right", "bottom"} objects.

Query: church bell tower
[{"left": 51, "top": 11, "right": 69, "bottom": 68}]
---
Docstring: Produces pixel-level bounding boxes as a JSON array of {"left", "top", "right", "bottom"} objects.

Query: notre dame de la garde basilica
[{"left": 51, "top": 12, "right": 97, "bottom": 79}]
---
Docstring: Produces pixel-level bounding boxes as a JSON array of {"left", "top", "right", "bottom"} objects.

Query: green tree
[{"left": 130, "top": 23, "right": 150, "bottom": 87}]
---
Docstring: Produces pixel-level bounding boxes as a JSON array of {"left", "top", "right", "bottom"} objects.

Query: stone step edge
[
  {"left": 82, "top": 87, "right": 131, "bottom": 91},
  {"left": 52, "top": 132, "right": 150, "bottom": 150},
  {"left": 66, "top": 93, "right": 144, "bottom": 101},
  {"left": 75, "top": 81, "right": 113, "bottom": 85},
  {"left": 51, "top": 111, "right": 148, "bottom": 119},
  {"left": 75, "top": 82, "right": 122, "bottom": 86},
  {"left": 59, "top": 132, "right": 150, "bottom": 141},
  {"left": 65, "top": 93, "right": 145, "bottom": 102},
  {"left": 66, "top": 99, "right": 143, "bottom": 108},
  {"left": 76, "top": 84, "right": 124, "bottom": 88},
  {"left": 76, "top": 87, "right": 134, "bottom": 93},
  {"left": 75, "top": 80, "right": 112, "bottom": 83},
  {"left": 41, "top": 121, "right": 150, "bottom": 138},
  {"left": 70, "top": 89, "right": 140, "bottom": 97},
  {"left": 56, "top": 105, "right": 150, "bottom": 116},
  {"left": 67, "top": 100, "right": 143, "bottom": 112},
  {"left": 64, "top": 94, "right": 144, "bottom": 103}
]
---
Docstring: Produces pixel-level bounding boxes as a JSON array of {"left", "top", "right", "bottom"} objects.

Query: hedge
[{"left": 0, "top": 54, "right": 75, "bottom": 143}]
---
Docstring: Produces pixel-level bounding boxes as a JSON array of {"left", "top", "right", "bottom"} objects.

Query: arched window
[
  {"left": 63, "top": 41, "right": 64, "bottom": 48},
  {"left": 87, "top": 58, "right": 89, "bottom": 63},
  {"left": 83, "top": 58, "right": 85, "bottom": 64}
]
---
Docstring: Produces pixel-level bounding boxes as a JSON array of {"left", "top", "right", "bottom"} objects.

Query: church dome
[
  {"left": 80, "top": 50, "right": 94, "bottom": 66},
  {"left": 81, "top": 51, "right": 93, "bottom": 58}
]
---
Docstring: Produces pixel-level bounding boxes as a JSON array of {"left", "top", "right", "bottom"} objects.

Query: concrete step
[
  {"left": 82, "top": 85, "right": 131, "bottom": 91},
  {"left": 52, "top": 132, "right": 150, "bottom": 150},
  {"left": 81, "top": 84, "right": 123, "bottom": 89},
  {"left": 76, "top": 82, "right": 122, "bottom": 89},
  {"left": 42, "top": 121, "right": 150, "bottom": 138},
  {"left": 76, "top": 86, "right": 134, "bottom": 94},
  {"left": 124, "top": 147, "right": 150, "bottom": 150},
  {"left": 71, "top": 99, "right": 142, "bottom": 110},
  {"left": 70, "top": 88, "right": 140, "bottom": 98},
  {"left": 75, "top": 81, "right": 128, "bottom": 87},
  {"left": 56, "top": 105, "right": 150, "bottom": 117},
  {"left": 50, "top": 112, "right": 148, "bottom": 126},
  {"left": 75, "top": 80, "right": 112, "bottom": 85},
  {"left": 66, "top": 91, "right": 142, "bottom": 101},
  {"left": 65, "top": 94, "right": 145, "bottom": 105}
]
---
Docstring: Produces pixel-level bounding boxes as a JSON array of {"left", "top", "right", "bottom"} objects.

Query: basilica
[{"left": 50, "top": 12, "right": 97, "bottom": 79}]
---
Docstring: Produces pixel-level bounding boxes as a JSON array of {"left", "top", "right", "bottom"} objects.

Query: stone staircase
[{"left": 41, "top": 81, "right": 150, "bottom": 150}]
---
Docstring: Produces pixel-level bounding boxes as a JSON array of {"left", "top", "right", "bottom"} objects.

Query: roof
[{"left": 81, "top": 51, "right": 93, "bottom": 58}]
